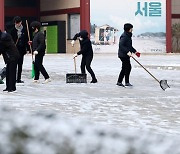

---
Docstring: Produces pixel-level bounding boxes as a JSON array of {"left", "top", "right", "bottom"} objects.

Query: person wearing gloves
[
  {"left": 29, "top": 21, "right": 50, "bottom": 83},
  {"left": 0, "top": 30, "right": 20, "bottom": 92},
  {"left": 71, "top": 30, "right": 97, "bottom": 83},
  {"left": 117, "top": 23, "right": 140, "bottom": 87}
]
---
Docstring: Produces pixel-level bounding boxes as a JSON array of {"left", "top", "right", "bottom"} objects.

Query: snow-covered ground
[
  {"left": 0, "top": 107, "right": 180, "bottom": 154},
  {"left": 0, "top": 53, "right": 180, "bottom": 153}
]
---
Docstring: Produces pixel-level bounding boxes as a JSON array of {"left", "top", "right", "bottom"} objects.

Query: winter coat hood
[{"left": 79, "top": 30, "right": 88, "bottom": 39}]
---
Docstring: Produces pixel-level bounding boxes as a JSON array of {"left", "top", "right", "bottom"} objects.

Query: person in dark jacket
[
  {"left": 71, "top": 30, "right": 97, "bottom": 83},
  {"left": 0, "top": 30, "right": 20, "bottom": 92},
  {"left": 117, "top": 23, "right": 140, "bottom": 87},
  {"left": 10, "top": 16, "right": 29, "bottom": 83},
  {"left": 29, "top": 21, "right": 50, "bottom": 83}
]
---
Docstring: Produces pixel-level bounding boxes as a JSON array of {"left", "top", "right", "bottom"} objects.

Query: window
[
  {"left": 5, "top": 0, "right": 37, "bottom": 7},
  {"left": 68, "top": 14, "right": 80, "bottom": 39}
]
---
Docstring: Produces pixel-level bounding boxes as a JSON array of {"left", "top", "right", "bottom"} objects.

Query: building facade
[
  {"left": 0, "top": 0, "right": 90, "bottom": 53},
  {"left": 0, "top": 0, "right": 180, "bottom": 53},
  {"left": 172, "top": 0, "right": 180, "bottom": 52}
]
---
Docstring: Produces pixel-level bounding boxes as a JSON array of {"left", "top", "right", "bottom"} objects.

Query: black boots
[
  {"left": 116, "top": 82, "right": 125, "bottom": 87},
  {"left": 16, "top": 80, "right": 24, "bottom": 83},
  {"left": 125, "top": 83, "right": 133, "bottom": 86},
  {"left": 90, "top": 78, "right": 97, "bottom": 83},
  {"left": 117, "top": 82, "right": 133, "bottom": 87}
]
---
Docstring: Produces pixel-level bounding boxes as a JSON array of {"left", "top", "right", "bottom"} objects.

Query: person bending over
[
  {"left": 0, "top": 30, "right": 19, "bottom": 92},
  {"left": 71, "top": 30, "right": 97, "bottom": 83}
]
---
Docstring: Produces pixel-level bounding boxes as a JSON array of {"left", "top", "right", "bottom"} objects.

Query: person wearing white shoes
[
  {"left": 42, "top": 78, "right": 51, "bottom": 84},
  {"left": 29, "top": 21, "right": 50, "bottom": 83},
  {"left": 33, "top": 79, "right": 40, "bottom": 83}
]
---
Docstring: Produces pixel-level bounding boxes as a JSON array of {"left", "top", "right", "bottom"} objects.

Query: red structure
[
  {"left": 166, "top": 0, "right": 172, "bottom": 53},
  {"left": 0, "top": 0, "right": 4, "bottom": 31},
  {"left": 80, "top": 0, "right": 90, "bottom": 33},
  {"left": 0, "top": 0, "right": 175, "bottom": 53}
]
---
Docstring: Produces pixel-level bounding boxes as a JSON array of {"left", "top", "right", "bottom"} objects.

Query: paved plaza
[{"left": 0, "top": 53, "right": 180, "bottom": 136}]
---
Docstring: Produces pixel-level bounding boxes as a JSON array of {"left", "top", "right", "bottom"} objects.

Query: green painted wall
[{"left": 46, "top": 26, "right": 58, "bottom": 53}]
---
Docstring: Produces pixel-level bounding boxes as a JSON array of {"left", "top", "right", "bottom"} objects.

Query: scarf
[{"left": 15, "top": 24, "right": 23, "bottom": 39}]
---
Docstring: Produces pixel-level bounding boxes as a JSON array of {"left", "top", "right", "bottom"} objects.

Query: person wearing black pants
[
  {"left": 117, "top": 57, "right": 131, "bottom": 85},
  {"left": 81, "top": 55, "right": 96, "bottom": 80},
  {"left": 16, "top": 55, "right": 24, "bottom": 82},
  {"left": 29, "top": 21, "right": 50, "bottom": 83},
  {"left": 0, "top": 30, "right": 19, "bottom": 92},
  {"left": 10, "top": 16, "right": 29, "bottom": 83},
  {"left": 34, "top": 54, "right": 49, "bottom": 81},
  {"left": 6, "top": 61, "right": 18, "bottom": 91},
  {"left": 71, "top": 30, "right": 97, "bottom": 83},
  {"left": 117, "top": 23, "right": 140, "bottom": 87}
]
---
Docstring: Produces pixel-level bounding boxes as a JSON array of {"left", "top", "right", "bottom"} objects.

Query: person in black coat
[
  {"left": 10, "top": 16, "right": 29, "bottom": 83},
  {"left": 117, "top": 23, "right": 140, "bottom": 87},
  {"left": 0, "top": 30, "right": 20, "bottom": 92},
  {"left": 29, "top": 21, "right": 50, "bottom": 83},
  {"left": 72, "top": 30, "right": 97, "bottom": 83}
]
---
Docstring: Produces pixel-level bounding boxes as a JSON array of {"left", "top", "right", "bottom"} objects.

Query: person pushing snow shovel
[
  {"left": 117, "top": 23, "right": 140, "bottom": 87},
  {"left": 117, "top": 23, "right": 170, "bottom": 90},
  {"left": 71, "top": 30, "right": 97, "bottom": 83}
]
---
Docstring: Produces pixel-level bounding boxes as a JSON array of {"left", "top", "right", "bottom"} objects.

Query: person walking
[
  {"left": 0, "top": 30, "right": 20, "bottom": 92},
  {"left": 29, "top": 21, "right": 50, "bottom": 83},
  {"left": 117, "top": 23, "right": 140, "bottom": 87},
  {"left": 10, "top": 16, "right": 29, "bottom": 83},
  {"left": 71, "top": 30, "right": 97, "bottom": 83}
]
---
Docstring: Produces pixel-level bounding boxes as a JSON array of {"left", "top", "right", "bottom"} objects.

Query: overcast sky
[{"left": 90, "top": 0, "right": 166, "bottom": 35}]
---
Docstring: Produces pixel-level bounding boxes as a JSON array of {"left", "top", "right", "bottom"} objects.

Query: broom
[{"left": 25, "top": 20, "right": 35, "bottom": 78}]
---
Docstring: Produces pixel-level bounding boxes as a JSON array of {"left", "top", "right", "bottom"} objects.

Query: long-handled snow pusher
[
  {"left": 25, "top": 20, "right": 35, "bottom": 78},
  {"left": 0, "top": 67, "right": 6, "bottom": 84},
  {"left": 66, "top": 56, "right": 87, "bottom": 83},
  {"left": 131, "top": 56, "right": 170, "bottom": 91},
  {"left": 66, "top": 45, "right": 87, "bottom": 83}
]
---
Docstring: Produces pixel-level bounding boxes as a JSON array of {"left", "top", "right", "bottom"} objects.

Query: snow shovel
[
  {"left": 131, "top": 56, "right": 170, "bottom": 91},
  {"left": 66, "top": 57, "right": 87, "bottom": 83},
  {"left": 26, "top": 20, "right": 35, "bottom": 78},
  {"left": 0, "top": 67, "right": 6, "bottom": 84}
]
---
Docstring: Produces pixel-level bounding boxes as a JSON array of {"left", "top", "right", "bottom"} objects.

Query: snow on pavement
[{"left": 0, "top": 53, "right": 180, "bottom": 136}]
